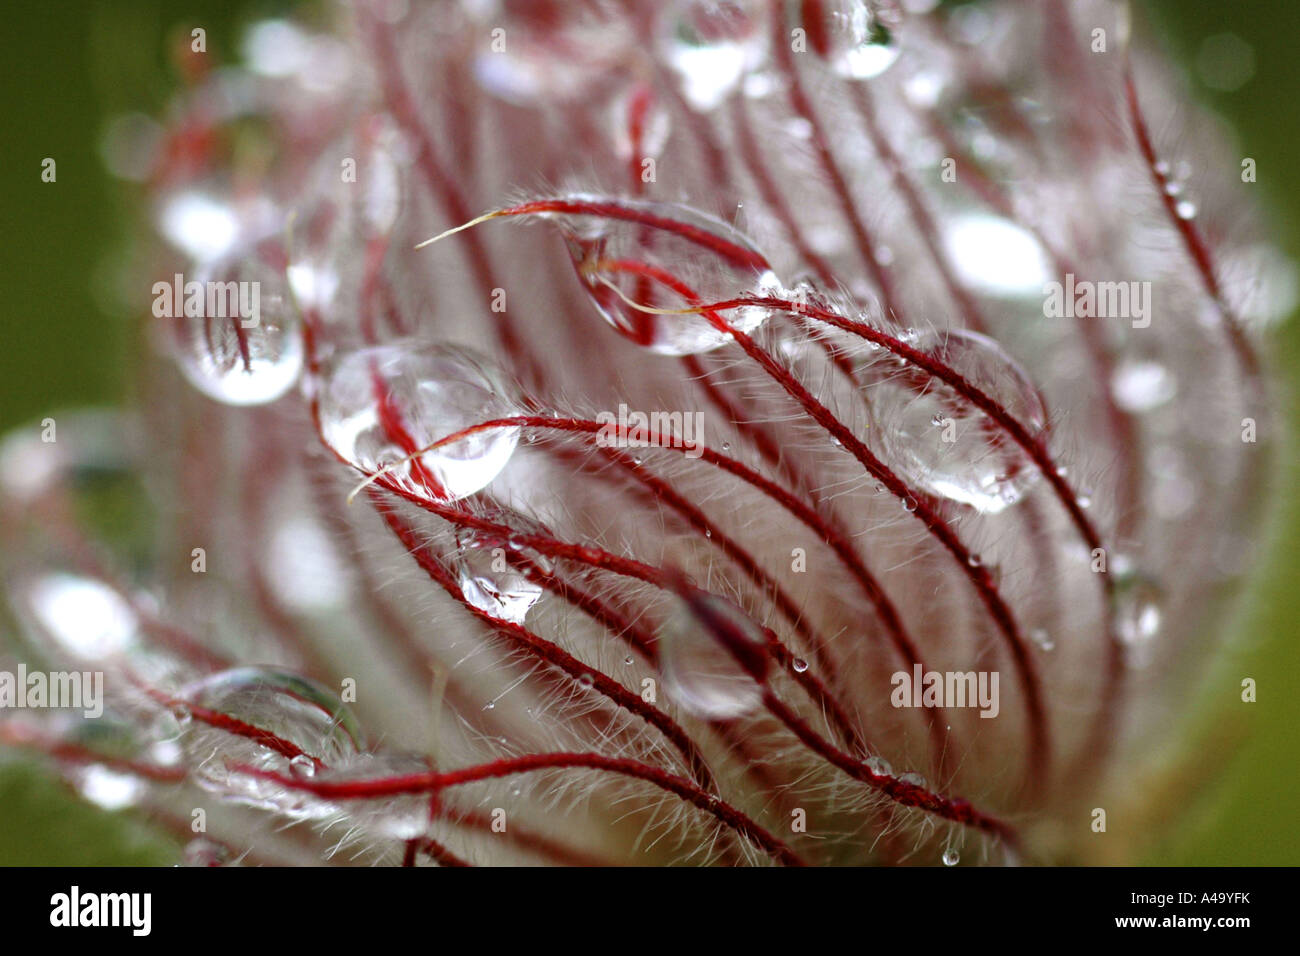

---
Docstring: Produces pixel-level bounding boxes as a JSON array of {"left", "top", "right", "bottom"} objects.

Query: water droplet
[
  {"left": 624, "top": 656, "right": 635, "bottom": 666},
  {"left": 1175, "top": 199, "right": 1198, "bottom": 220},
  {"left": 74, "top": 764, "right": 144, "bottom": 811},
  {"left": 319, "top": 340, "right": 518, "bottom": 500},
  {"left": 150, "top": 739, "right": 183, "bottom": 766},
  {"left": 871, "top": 329, "right": 1048, "bottom": 514},
  {"left": 792, "top": 657, "right": 809, "bottom": 673},
  {"left": 721, "top": 441, "right": 731, "bottom": 451},
  {"left": 577, "top": 673, "right": 595, "bottom": 689},
  {"left": 452, "top": 509, "right": 552, "bottom": 625},
  {"left": 179, "top": 667, "right": 363, "bottom": 819},
  {"left": 157, "top": 190, "right": 241, "bottom": 263},
  {"left": 660, "top": 0, "right": 767, "bottom": 111},
  {"left": 659, "top": 592, "right": 767, "bottom": 719},
  {"left": 287, "top": 121, "right": 409, "bottom": 323},
  {"left": 556, "top": 197, "right": 783, "bottom": 355},
  {"left": 169, "top": 257, "right": 303, "bottom": 406},
  {"left": 806, "top": 0, "right": 901, "bottom": 80},
  {"left": 967, "top": 553, "right": 982, "bottom": 568},
  {"left": 1029, "top": 628, "right": 1055, "bottom": 652},
  {"left": 865, "top": 756, "right": 893, "bottom": 777},
  {"left": 182, "top": 838, "right": 231, "bottom": 867},
  {"left": 902, "top": 496, "right": 918, "bottom": 512},
  {"left": 942, "top": 847, "right": 960, "bottom": 866},
  {"left": 289, "top": 754, "right": 316, "bottom": 777},
  {"left": 16, "top": 572, "right": 138, "bottom": 661},
  {"left": 1111, "top": 360, "right": 1176, "bottom": 412},
  {"left": 897, "top": 771, "right": 927, "bottom": 788},
  {"left": 943, "top": 215, "right": 1050, "bottom": 296},
  {"left": 1114, "top": 573, "right": 1163, "bottom": 667}
]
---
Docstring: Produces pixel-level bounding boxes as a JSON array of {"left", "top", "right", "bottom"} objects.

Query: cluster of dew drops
[{"left": 51, "top": 0, "right": 1192, "bottom": 861}]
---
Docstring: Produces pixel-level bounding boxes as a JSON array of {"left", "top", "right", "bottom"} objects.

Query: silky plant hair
[{"left": 0, "top": 0, "right": 1290, "bottom": 866}]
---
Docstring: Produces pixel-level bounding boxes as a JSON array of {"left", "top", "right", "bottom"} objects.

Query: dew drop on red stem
[
  {"left": 169, "top": 256, "right": 304, "bottom": 406},
  {"left": 554, "top": 198, "right": 783, "bottom": 355},
  {"left": 869, "top": 329, "right": 1048, "bottom": 514},
  {"left": 452, "top": 508, "right": 553, "bottom": 625},
  {"left": 287, "top": 119, "right": 409, "bottom": 325},
  {"left": 658, "top": 592, "right": 766, "bottom": 719},
  {"left": 179, "top": 666, "right": 364, "bottom": 819},
  {"left": 318, "top": 341, "right": 519, "bottom": 500}
]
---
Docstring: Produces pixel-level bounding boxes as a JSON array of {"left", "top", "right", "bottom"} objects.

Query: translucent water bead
[
  {"left": 659, "top": 0, "right": 768, "bottom": 112},
  {"left": 318, "top": 341, "right": 519, "bottom": 500},
  {"left": 166, "top": 256, "right": 303, "bottom": 406},
  {"left": 555, "top": 197, "right": 783, "bottom": 355},
  {"left": 658, "top": 592, "right": 768, "bottom": 719},
  {"left": 452, "top": 509, "right": 554, "bottom": 625},
  {"left": 178, "top": 667, "right": 364, "bottom": 819},
  {"left": 870, "top": 329, "right": 1048, "bottom": 513}
]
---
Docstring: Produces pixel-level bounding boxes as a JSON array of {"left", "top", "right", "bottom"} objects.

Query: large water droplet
[
  {"left": 942, "top": 847, "right": 960, "bottom": 866},
  {"left": 287, "top": 121, "right": 410, "bottom": 324},
  {"left": 555, "top": 197, "right": 782, "bottom": 355},
  {"left": 870, "top": 329, "right": 1048, "bottom": 513},
  {"left": 658, "top": 592, "right": 767, "bottom": 719},
  {"left": 660, "top": 0, "right": 768, "bottom": 111},
  {"left": 452, "top": 509, "right": 553, "bottom": 625},
  {"left": 168, "top": 256, "right": 303, "bottom": 406},
  {"left": 318, "top": 341, "right": 519, "bottom": 500},
  {"left": 179, "top": 667, "right": 364, "bottom": 819}
]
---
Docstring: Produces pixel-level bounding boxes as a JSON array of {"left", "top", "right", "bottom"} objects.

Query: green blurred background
[{"left": 0, "top": 0, "right": 1295, "bottom": 864}]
